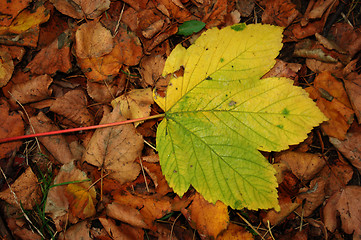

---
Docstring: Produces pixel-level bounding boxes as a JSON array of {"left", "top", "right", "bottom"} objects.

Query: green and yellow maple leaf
[{"left": 154, "top": 23, "right": 327, "bottom": 210}]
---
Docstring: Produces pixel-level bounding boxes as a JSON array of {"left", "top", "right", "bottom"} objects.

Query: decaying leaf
[
  {"left": 82, "top": 105, "right": 143, "bottom": 183},
  {"left": 217, "top": 223, "right": 254, "bottom": 240},
  {"left": 0, "top": 167, "right": 41, "bottom": 210},
  {"left": 155, "top": 23, "right": 327, "bottom": 210}
]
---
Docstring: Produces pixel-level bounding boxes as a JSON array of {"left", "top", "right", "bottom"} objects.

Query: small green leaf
[
  {"left": 177, "top": 20, "right": 206, "bottom": 36},
  {"left": 155, "top": 23, "right": 327, "bottom": 211}
]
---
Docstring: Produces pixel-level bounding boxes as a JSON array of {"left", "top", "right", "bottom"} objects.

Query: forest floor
[{"left": 0, "top": 0, "right": 361, "bottom": 239}]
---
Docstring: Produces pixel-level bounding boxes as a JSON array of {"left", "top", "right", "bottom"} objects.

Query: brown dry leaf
[
  {"left": 181, "top": 192, "right": 229, "bottom": 239},
  {"left": 329, "top": 23, "right": 361, "bottom": 58},
  {"left": 0, "top": 4, "right": 50, "bottom": 35},
  {"left": 157, "top": 0, "right": 192, "bottom": 23},
  {"left": 235, "top": 0, "right": 255, "bottom": 17},
  {"left": 111, "top": 88, "right": 153, "bottom": 126},
  {"left": 10, "top": 74, "right": 53, "bottom": 104},
  {"left": 82, "top": 105, "right": 143, "bottom": 183},
  {"left": 0, "top": 0, "right": 31, "bottom": 26},
  {"left": 318, "top": 157, "right": 353, "bottom": 196},
  {"left": 113, "top": 191, "right": 172, "bottom": 228},
  {"left": 75, "top": 21, "right": 113, "bottom": 59},
  {"left": 0, "top": 99, "right": 24, "bottom": 159},
  {"left": 0, "top": 49, "right": 14, "bottom": 87},
  {"left": 263, "top": 59, "right": 301, "bottom": 80},
  {"left": 297, "top": 177, "right": 326, "bottom": 217},
  {"left": 106, "top": 202, "right": 148, "bottom": 228},
  {"left": 59, "top": 221, "right": 92, "bottom": 240},
  {"left": 202, "top": 0, "right": 228, "bottom": 28},
  {"left": 45, "top": 162, "right": 97, "bottom": 226},
  {"left": 0, "top": 167, "right": 41, "bottom": 210},
  {"left": 51, "top": 0, "right": 110, "bottom": 19},
  {"left": 344, "top": 73, "right": 361, "bottom": 123},
  {"left": 29, "top": 112, "right": 74, "bottom": 164},
  {"left": 217, "top": 223, "right": 254, "bottom": 240},
  {"left": 142, "top": 161, "right": 172, "bottom": 195},
  {"left": 288, "top": 19, "right": 325, "bottom": 40},
  {"left": 329, "top": 124, "right": 361, "bottom": 172},
  {"left": 7, "top": 218, "right": 42, "bottom": 240},
  {"left": 26, "top": 30, "right": 72, "bottom": 75},
  {"left": 86, "top": 76, "right": 125, "bottom": 103},
  {"left": 77, "top": 23, "right": 142, "bottom": 82},
  {"left": 305, "top": 72, "right": 354, "bottom": 140},
  {"left": 99, "top": 217, "right": 144, "bottom": 240},
  {"left": 305, "top": 59, "right": 344, "bottom": 78},
  {"left": 323, "top": 186, "right": 361, "bottom": 239},
  {"left": 260, "top": 0, "right": 299, "bottom": 27},
  {"left": 308, "top": 0, "right": 337, "bottom": 19},
  {"left": 50, "top": 89, "right": 94, "bottom": 127},
  {"left": 140, "top": 55, "right": 166, "bottom": 86},
  {"left": 262, "top": 193, "right": 301, "bottom": 226},
  {"left": 276, "top": 151, "right": 325, "bottom": 181}
]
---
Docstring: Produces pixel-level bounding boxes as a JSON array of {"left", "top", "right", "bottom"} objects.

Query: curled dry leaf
[
  {"left": 181, "top": 192, "right": 229, "bottom": 239},
  {"left": 29, "top": 112, "right": 74, "bottom": 164},
  {"left": 0, "top": 167, "right": 41, "bottom": 210},
  {"left": 111, "top": 88, "right": 154, "bottom": 127},
  {"left": 75, "top": 21, "right": 114, "bottom": 59},
  {"left": 50, "top": 89, "right": 94, "bottom": 127},
  {"left": 0, "top": 49, "right": 14, "bottom": 87},
  {"left": 45, "top": 162, "right": 97, "bottom": 225},
  {"left": 82, "top": 105, "right": 143, "bottom": 184},
  {"left": 323, "top": 186, "right": 361, "bottom": 239},
  {"left": 26, "top": 30, "right": 72, "bottom": 75},
  {"left": 51, "top": 0, "right": 110, "bottom": 19},
  {"left": 10, "top": 74, "right": 53, "bottom": 104},
  {"left": 0, "top": 99, "right": 24, "bottom": 159}
]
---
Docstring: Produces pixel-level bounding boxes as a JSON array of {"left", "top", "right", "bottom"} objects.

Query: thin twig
[
  {"left": 113, "top": 3, "right": 125, "bottom": 37},
  {"left": 236, "top": 212, "right": 264, "bottom": 240},
  {"left": 139, "top": 157, "right": 149, "bottom": 192},
  {"left": 0, "top": 114, "right": 165, "bottom": 143}
]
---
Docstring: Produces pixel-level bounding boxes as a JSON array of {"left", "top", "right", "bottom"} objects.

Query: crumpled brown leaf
[
  {"left": 0, "top": 167, "right": 41, "bottom": 210},
  {"left": 323, "top": 186, "right": 361, "bottom": 239},
  {"left": 82, "top": 105, "right": 143, "bottom": 183},
  {"left": 50, "top": 89, "right": 94, "bottom": 127},
  {"left": 261, "top": 0, "right": 299, "bottom": 27}
]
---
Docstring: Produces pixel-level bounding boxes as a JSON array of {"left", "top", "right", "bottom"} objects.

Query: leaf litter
[{"left": 0, "top": 0, "right": 361, "bottom": 239}]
